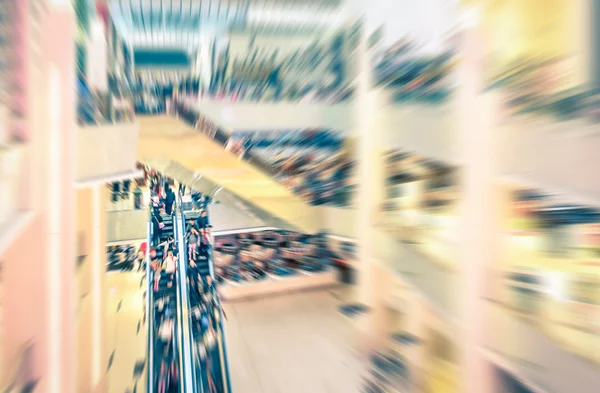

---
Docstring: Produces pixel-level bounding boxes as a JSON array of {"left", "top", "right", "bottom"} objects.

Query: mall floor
[
  {"left": 105, "top": 277, "right": 366, "bottom": 393},
  {"left": 223, "top": 286, "right": 366, "bottom": 393},
  {"left": 106, "top": 271, "right": 147, "bottom": 393}
]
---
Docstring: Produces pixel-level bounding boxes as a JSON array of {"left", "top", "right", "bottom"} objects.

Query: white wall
[
  {"left": 496, "top": 115, "right": 600, "bottom": 202},
  {"left": 76, "top": 121, "right": 140, "bottom": 182},
  {"left": 106, "top": 209, "right": 147, "bottom": 243},
  {"left": 209, "top": 202, "right": 269, "bottom": 231},
  {"left": 197, "top": 100, "right": 353, "bottom": 131},
  {"left": 320, "top": 206, "right": 357, "bottom": 238},
  {"left": 362, "top": 0, "right": 460, "bottom": 50},
  {"left": 379, "top": 102, "right": 461, "bottom": 165}
]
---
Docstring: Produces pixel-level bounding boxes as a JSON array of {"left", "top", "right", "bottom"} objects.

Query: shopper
[
  {"left": 163, "top": 186, "right": 176, "bottom": 216},
  {"left": 162, "top": 250, "right": 177, "bottom": 275},
  {"left": 152, "top": 208, "right": 164, "bottom": 246},
  {"left": 197, "top": 209, "right": 209, "bottom": 229}
]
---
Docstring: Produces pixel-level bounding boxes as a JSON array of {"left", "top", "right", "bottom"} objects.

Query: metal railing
[
  {"left": 145, "top": 213, "right": 155, "bottom": 393},
  {"left": 146, "top": 198, "right": 190, "bottom": 393},
  {"left": 179, "top": 193, "right": 232, "bottom": 393},
  {"left": 174, "top": 196, "right": 197, "bottom": 393}
]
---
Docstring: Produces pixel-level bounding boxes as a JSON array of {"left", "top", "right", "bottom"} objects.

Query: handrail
[
  {"left": 213, "top": 283, "right": 232, "bottom": 393},
  {"left": 1, "top": 340, "right": 35, "bottom": 393},
  {"left": 175, "top": 194, "right": 197, "bottom": 393},
  {"left": 179, "top": 196, "right": 207, "bottom": 393},
  {"left": 181, "top": 193, "right": 232, "bottom": 393},
  {"left": 146, "top": 213, "right": 155, "bottom": 393}
]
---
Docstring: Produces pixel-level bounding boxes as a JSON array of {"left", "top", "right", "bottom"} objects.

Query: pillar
[
  {"left": 353, "top": 16, "right": 390, "bottom": 354},
  {"left": 43, "top": 2, "right": 77, "bottom": 393},
  {"left": 456, "top": 21, "right": 496, "bottom": 393},
  {"left": 75, "top": 186, "right": 108, "bottom": 393},
  {"left": 2, "top": 2, "right": 77, "bottom": 392}
]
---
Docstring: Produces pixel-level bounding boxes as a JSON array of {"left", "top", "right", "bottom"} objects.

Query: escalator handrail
[
  {"left": 181, "top": 192, "right": 234, "bottom": 393},
  {"left": 206, "top": 244, "right": 233, "bottom": 393},
  {"left": 214, "top": 285, "right": 233, "bottom": 393},
  {"left": 179, "top": 195, "right": 206, "bottom": 393},
  {"left": 146, "top": 213, "right": 155, "bottom": 393},
  {"left": 175, "top": 195, "right": 200, "bottom": 393},
  {"left": 183, "top": 197, "right": 232, "bottom": 393}
]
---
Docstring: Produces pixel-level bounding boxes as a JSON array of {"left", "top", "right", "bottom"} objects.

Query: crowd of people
[
  {"left": 106, "top": 243, "right": 143, "bottom": 272},
  {"left": 373, "top": 38, "right": 456, "bottom": 104},
  {"left": 488, "top": 56, "right": 600, "bottom": 121},
  {"left": 207, "top": 32, "right": 352, "bottom": 104},
  {"left": 182, "top": 189, "right": 230, "bottom": 393},
  {"left": 213, "top": 230, "right": 336, "bottom": 284},
  {"left": 227, "top": 129, "right": 355, "bottom": 207},
  {"left": 382, "top": 149, "right": 457, "bottom": 213},
  {"left": 148, "top": 178, "right": 179, "bottom": 393},
  {"left": 77, "top": 72, "right": 135, "bottom": 125},
  {"left": 124, "top": 31, "right": 353, "bottom": 110},
  {"left": 143, "top": 167, "right": 229, "bottom": 393},
  {"left": 187, "top": 245, "right": 228, "bottom": 393}
]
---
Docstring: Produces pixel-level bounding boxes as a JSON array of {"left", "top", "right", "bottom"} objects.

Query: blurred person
[
  {"left": 150, "top": 247, "right": 161, "bottom": 272},
  {"left": 137, "top": 241, "right": 148, "bottom": 272},
  {"left": 202, "top": 324, "right": 219, "bottom": 393},
  {"left": 188, "top": 223, "right": 199, "bottom": 261},
  {"left": 163, "top": 185, "right": 176, "bottom": 216},
  {"left": 162, "top": 250, "right": 178, "bottom": 275},
  {"left": 157, "top": 339, "right": 178, "bottom": 393},
  {"left": 156, "top": 316, "right": 174, "bottom": 372},
  {"left": 198, "top": 209, "right": 209, "bottom": 229},
  {"left": 152, "top": 207, "right": 164, "bottom": 245}
]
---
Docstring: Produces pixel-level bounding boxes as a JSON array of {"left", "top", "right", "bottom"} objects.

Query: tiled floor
[
  {"left": 105, "top": 274, "right": 364, "bottom": 393},
  {"left": 222, "top": 286, "right": 366, "bottom": 393},
  {"left": 105, "top": 271, "right": 147, "bottom": 393}
]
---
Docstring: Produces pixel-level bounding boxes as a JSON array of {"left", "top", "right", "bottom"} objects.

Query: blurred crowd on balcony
[{"left": 227, "top": 129, "right": 355, "bottom": 207}]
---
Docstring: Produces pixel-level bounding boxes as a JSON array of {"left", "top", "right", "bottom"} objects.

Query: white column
[
  {"left": 456, "top": 21, "right": 496, "bottom": 393},
  {"left": 352, "top": 15, "right": 391, "bottom": 354},
  {"left": 355, "top": 22, "right": 376, "bottom": 306},
  {"left": 86, "top": 18, "right": 108, "bottom": 92}
]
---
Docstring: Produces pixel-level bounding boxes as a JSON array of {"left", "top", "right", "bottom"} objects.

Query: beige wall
[
  {"left": 320, "top": 206, "right": 357, "bottom": 238},
  {"left": 75, "top": 187, "right": 108, "bottom": 393},
  {"left": 106, "top": 209, "right": 148, "bottom": 243},
  {"left": 197, "top": 100, "right": 353, "bottom": 132},
  {"left": 77, "top": 121, "right": 140, "bottom": 183},
  {"left": 251, "top": 197, "right": 324, "bottom": 233}
]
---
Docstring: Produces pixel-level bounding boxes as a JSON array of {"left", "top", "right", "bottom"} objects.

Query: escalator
[
  {"left": 146, "top": 196, "right": 194, "bottom": 393},
  {"left": 175, "top": 195, "right": 232, "bottom": 393},
  {"left": 137, "top": 114, "right": 323, "bottom": 233}
]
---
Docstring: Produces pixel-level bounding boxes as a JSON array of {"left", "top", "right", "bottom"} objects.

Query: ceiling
[{"left": 109, "top": 0, "right": 345, "bottom": 49}]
